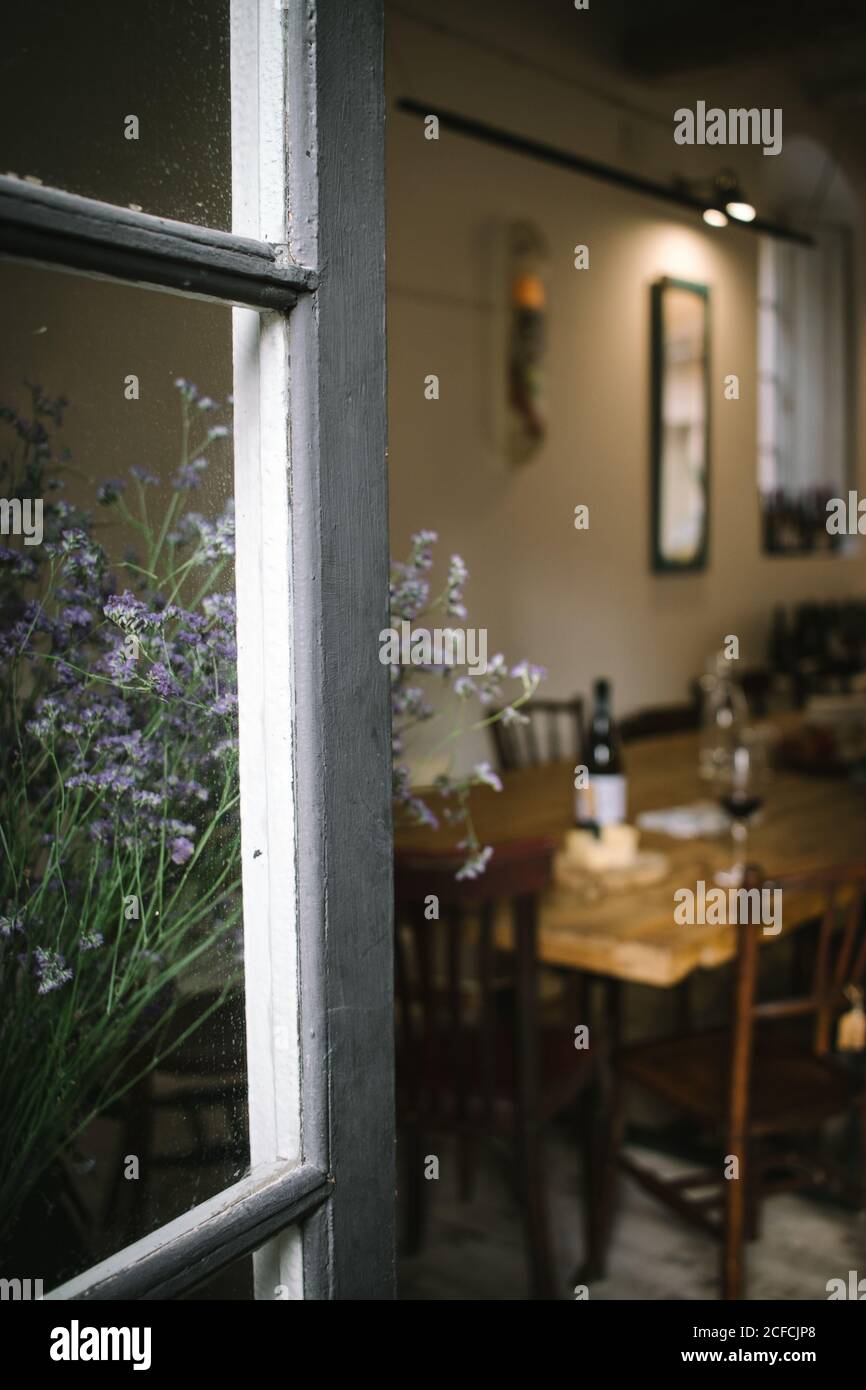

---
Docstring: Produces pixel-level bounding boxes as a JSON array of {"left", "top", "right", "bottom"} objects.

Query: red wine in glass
[{"left": 720, "top": 792, "right": 763, "bottom": 821}]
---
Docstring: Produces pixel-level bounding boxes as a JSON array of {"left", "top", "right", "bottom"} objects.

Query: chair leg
[
  {"left": 401, "top": 1124, "right": 429, "bottom": 1257},
  {"left": 723, "top": 1141, "right": 747, "bottom": 1300},
  {"left": 578, "top": 1073, "right": 606, "bottom": 1282},
  {"left": 745, "top": 1183, "right": 761, "bottom": 1242},
  {"left": 591, "top": 1075, "right": 626, "bottom": 1280},
  {"left": 515, "top": 1126, "right": 556, "bottom": 1299},
  {"left": 105, "top": 1074, "right": 154, "bottom": 1242}
]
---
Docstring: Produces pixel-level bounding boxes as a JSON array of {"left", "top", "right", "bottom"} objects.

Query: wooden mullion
[{"left": 0, "top": 175, "right": 317, "bottom": 309}]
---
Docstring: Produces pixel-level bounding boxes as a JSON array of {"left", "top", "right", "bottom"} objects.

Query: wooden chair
[
  {"left": 619, "top": 701, "right": 699, "bottom": 743},
  {"left": 107, "top": 989, "right": 247, "bottom": 1240},
  {"left": 489, "top": 696, "right": 585, "bottom": 774},
  {"left": 598, "top": 864, "right": 866, "bottom": 1299},
  {"left": 394, "top": 838, "right": 602, "bottom": 1299}
]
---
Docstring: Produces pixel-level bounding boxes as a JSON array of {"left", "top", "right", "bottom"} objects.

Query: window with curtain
[{"left": 757, "top": 225, "right": 854, "bottom": 554}]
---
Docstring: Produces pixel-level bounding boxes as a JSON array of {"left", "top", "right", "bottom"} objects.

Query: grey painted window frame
[{"left": 0, "top": 0, "right": 393, "bottom": 1302}]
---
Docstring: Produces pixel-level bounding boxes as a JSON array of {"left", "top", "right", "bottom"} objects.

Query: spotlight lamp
[
  {"left": 725, "top": 198, "right": 757, "bottom": 223},
  {"left": 717, "top": 168, "right": 756, "bottom": 222},
  {"left": 702, "top": 205, "right": 728, "bottom": 228}
]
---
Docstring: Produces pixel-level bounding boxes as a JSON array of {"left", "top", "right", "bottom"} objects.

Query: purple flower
[
  {"left": 170, "top": 836, "right": 195, "bottom": 866},
  {"left": 390, "top": 576, "right": 429, "bottom": 621},
  {"left": 510, "top": 660, "right": 547, "bottom": 684},
  {"left": 132, "top": 790, "right": 162, "bottom": 809},
  {"left": 102, "top": 643, "right": 138, "bottom": 682},
  {"left": 62, "top": 605, "right": 93, "bottom": 629},
  {"left": 34, "top": 946, "right": 73, "bottom": 994},
  {"left": 147, "top": 662, "right": 175, "bottom": 699},
  {"left": 499, "top": 704, "right": 528, "bottom": 727},
  {"left": 0, "top": 912, "right": 23, "bottom": 938},
  {"left": 166, "top": 776, "right": 209, "bottom": 803},
  {"left": 97, "top": 479, "right": 125, "bottom": 505},
  {"left": 472, "top": 761, "right": 503, "bottom": 793},
  {"left": 201, "top": 592, "right": 236, "bottom": 625},
  {"left": 130, "top": 464, "right": 158, "bottom": 486},
  {"left": 172, "top": 457, "right": 208, "bottom": 491},
  {"left": 211, "top": 692, "right": 237, "bottom": 716},
  {"left": 446, "top": 554, "right": 469, "bottom": 619},
  {"left": 409, "top": 530, "right": 437, "bottom": 570},
  {"left": 455, "top": 846, "right": 494, "bottom": 881},
  {"left": 180, "top": 507, "right": 235, "bottom": 559},
  {"left": 66, "top": 767, "right": 135, "bottom": 794},
  {"left": 0, "top": 545, "right": 38, "bottom": 579},
  {"left": 79, "top": 928, "right": 104, "bottom": 951},
  {"left": 103, "top": 590, "right": 148, "bottom": 633}
]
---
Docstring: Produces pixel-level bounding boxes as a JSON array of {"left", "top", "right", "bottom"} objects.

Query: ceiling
[{"left": 612, "top": 0, "right": 866, "bottom": 110}]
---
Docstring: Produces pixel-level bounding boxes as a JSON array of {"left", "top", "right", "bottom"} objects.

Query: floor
[{"left": 398, "top": 1129, "right": 866, "bottom": 1301}]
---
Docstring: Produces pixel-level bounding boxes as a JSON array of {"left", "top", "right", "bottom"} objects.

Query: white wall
[{"left": 386, "top": 0, "right": 866, "bottom": 771}]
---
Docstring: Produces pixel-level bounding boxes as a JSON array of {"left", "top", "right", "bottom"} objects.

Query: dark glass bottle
[{"left": 575, "top": 678, "right": 627, "bottom": 829}]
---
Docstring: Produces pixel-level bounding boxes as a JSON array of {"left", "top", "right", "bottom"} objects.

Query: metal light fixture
[
  {"left": 717, "top": 168, "right": 756, "bottom": 223},
  {"left": 399, "top": 102, "right": 813, "bottom": 245}
]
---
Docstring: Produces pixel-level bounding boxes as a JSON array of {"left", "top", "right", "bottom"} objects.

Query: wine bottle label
[{"left": 576, "top": 774, "right": 627, "bottom": 827}]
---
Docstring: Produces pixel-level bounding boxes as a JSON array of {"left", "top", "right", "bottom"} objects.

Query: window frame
[
  {"left": 0, "top": 0, "right": 393, "bottom": 1302},
  {"left": 757, "top": 226, "right": 856, "bottom": 516}
]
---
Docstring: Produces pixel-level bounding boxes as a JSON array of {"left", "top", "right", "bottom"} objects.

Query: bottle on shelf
[{"left": 575, "top": 677, "right": 627, "bottom": 830}]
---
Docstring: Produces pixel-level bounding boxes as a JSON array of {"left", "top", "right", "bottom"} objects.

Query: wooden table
[{"left": 394, "top": 725, "right": 866, "bottom": 988}]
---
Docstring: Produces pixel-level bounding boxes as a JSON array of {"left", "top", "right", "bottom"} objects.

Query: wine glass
[{"left": 711, "top": 733, "right": 770, "bottom": 887}]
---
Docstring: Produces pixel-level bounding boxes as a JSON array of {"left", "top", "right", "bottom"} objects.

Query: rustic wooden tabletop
[{"left": 394, "top": 721, "right": 866, "bottom": 986}]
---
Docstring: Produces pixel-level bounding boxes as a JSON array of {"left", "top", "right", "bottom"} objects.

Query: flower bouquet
[{"left": 0, "top": 381, "right": 241, "bottom": 1259}]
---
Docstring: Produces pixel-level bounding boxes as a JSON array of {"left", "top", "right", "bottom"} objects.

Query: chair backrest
[
  {"left": 619, "top": 701, "right": 699, "bottom": 743},
  {"left": 489, "top": 697, "right": 584, "bottom": 773},
  {"left": 727, "top": 863, "right": 866, "bottom": 1137},
  {"left": 393, "top": 839, "right": 556, "bottom": 1131}
]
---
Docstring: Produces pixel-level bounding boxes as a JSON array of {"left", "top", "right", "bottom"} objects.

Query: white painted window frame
[{"left": 0, "top": 0, "right": 393, "bottom": 1302}]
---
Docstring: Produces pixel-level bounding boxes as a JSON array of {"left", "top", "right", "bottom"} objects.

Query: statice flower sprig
[
  {"left": 0, "top": 381, "right": 242, "bottom": 1242},
  {"left": 390, "top": 531, "right": 544, "bottom": 877}
]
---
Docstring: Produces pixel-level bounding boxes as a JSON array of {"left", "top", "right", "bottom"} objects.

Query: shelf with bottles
[
  {"left": 760, "top": 486, "right": 846, "bottom": 556},
  {"left": 769, "top": 600, "right": 866, "bottom": 705}
]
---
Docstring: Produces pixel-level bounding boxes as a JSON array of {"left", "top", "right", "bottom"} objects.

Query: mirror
[{"left": 651, "top": 278, "right": 710, "bottom": 571}]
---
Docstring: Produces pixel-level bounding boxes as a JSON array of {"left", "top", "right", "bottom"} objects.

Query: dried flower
[
  {"left": 33, "top": 946, "right": 73, "bottom": 995},
  {"left": 97, "top": 479, "right": 125, "bottom": 505}
]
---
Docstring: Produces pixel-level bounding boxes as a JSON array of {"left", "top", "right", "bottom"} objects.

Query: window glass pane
[
  {"left": 0, "top": 0, "right": 230, "bottom": 229},
  {"left": 0, "top": 262, "right": 247, "bottom": 1289},
  {"left": 181, "top": 1230, "right": 301, "bottom": 1300},
  {"left": 182, "top": 1251, "right": 254, "bottom": 1301}
]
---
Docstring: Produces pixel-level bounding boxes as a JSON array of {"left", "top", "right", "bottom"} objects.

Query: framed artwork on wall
[{"left": 651, "top": 276, "right": 710, "bottom": 572}]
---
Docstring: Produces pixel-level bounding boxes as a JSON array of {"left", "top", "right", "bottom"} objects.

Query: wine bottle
[{"left": 575, "top": 678, "right": 627, "bottom": 829}]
